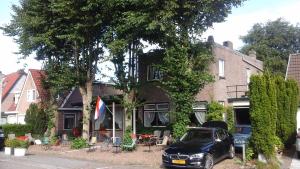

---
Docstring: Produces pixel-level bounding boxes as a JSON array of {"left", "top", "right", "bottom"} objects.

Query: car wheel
[
  {"left": 204, "top": 154, "right": 214, "bottom": 169},
  {"left": 297, "top": 151, "right": 300, "bottom": 159},
  {"left": 228, "top": 144, "right": 235, "bottom": 159}
]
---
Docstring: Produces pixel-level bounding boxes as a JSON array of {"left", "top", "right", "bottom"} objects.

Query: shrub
[
  {"left": 15, "top": 139, "right": 30, "bottom": 149},
  {"left": 4, "top": 139, "right": 12, "bottom": 147},
  {"left": 71, "top": 137, "right": 88, "bottom": 149},
  {"left": 0, "top": 124, "right": 32, "bottom": 137},
  {"left": 246, "top": 146, "right": 255, "bottom": 161},
  {"left": 206, "top": 101, "right": 224, "bottom": 121},
  {"left": 122, "top": 126, "right": 135, "bottom": 151},
  {"left": 225, "top": 106, "right": 234, "bottom": 133},
  {"left": 25, "top": 103, "right": 48, "bottom": 135}
]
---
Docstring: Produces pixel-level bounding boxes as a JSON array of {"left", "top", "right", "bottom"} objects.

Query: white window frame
[
  {"left": 147, "top": 65, "right": 163, "bottom": 81},
  {"left": 63, "top": 113, "right": 76, "bottom": 130},
  {"left": 246, "top": 68, "right": 251, "bottom": 84},
  {"left": 27, "top": 89, "right": 36, "bottom": 102},
  {"left": 218, "top": 59, "right": 225, "bottom": 78}
]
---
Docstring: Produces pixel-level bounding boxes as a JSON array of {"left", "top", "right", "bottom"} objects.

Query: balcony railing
[{"left": 227, "top": 85, "right": 248, "bottom": 99}]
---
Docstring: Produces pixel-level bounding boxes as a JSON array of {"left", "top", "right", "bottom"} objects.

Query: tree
[
  {"left": 249, "top": 74, "right": 277, "bottom": 159},
  {"left": 25, "top": 103, "right": 48, "bottom": 135},
  {"left": 241, "top": 18, "right": 300, "bottom": 75},
  {"left": 1, "top": 0, "right": 110, "bottom": 139}
]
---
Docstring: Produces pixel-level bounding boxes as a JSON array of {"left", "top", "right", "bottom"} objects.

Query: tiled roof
[
  {"left": 286, "top": 53, "right": 300, "bottom": 84},
  {"left": 29, "top": 69, "right": 49, "bottom": 101},
  {"left": 2, "top": 70, "right": 26, "bottom": 100},
  {"left": 7, "top": 103, "right": 17, "bottom": 111}
]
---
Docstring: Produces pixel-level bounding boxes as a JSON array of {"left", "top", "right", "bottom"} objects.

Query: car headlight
[{"left": 190, "top": 153, "right": 204, "bottom": 159}]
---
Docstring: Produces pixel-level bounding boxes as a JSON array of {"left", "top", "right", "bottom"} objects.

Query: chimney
[
  {"left": 248, "top": 50, "right": 256, "bottom": 59},
  {"left": 207, "top": 36, "right": 214, "bottom": 43},
  {"left": 223, "top": 41, "right": 233, "bottom": 49}
]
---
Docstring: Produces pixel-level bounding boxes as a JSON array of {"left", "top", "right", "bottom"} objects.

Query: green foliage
[
  {"left": 0, "top": 124, "right": 32, "bottom": 137},
  {"left": 275, "top": 76, "right": 299, "bottom": 147},
  {"left": 4, "top": 139, "right": 13, "bottom": 147},
  {"left": 25, "top": 103, "right": 48, "bottom": 135},
  {"left": 241, "top": 18, "right": 300, "bottom": 75},
  {"left": 207, "top": 101, "right": 225, "bottom": 121},
  {"left": 71, "top": 138, "right": 88, "bottom": 149},
  {"left": 226, "top": 106, "right": 234, "bottom": 133},
  {"left": 122, "top": 126, "right": 136, "bottom": 151},
  {"left": 249, "top": 73, "right": 277, "bottom": 159},
  {"left": 273, "top": 136, "right": 284, "bottom": 153},
  {"left": 246, "top": 146, "right": 255, "bottom": 161}
]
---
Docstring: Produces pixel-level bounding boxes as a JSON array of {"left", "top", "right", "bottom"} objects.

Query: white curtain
[
  {"left": 144, "top": 111, "right": 155, "bottom": 127},
  {"left": 195, "top": 111, "right": 206, "bottom": 125},
  {"left": 115, "top": 110, "right": 123, "bottom": 129},
  {"left": 158, "top": 112, "right": 169, "bottom": 125}
]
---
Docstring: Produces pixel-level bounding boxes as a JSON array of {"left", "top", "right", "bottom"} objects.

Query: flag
[{"left": 94, "top": 96, "right": 106, "bottom": 120}]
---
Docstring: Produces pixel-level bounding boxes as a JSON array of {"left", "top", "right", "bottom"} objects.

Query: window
[
  {"left": 147, "top": 65, "right": 163, "bottom": 81},
  {"left": 14, "top": 93, "right": 20, "bottom": 104},
  {"left": 144, "top": 103, "right": 169, "bottom": 127},
  {"left": 246, "top": 68, "right": 251, "bottom": 84},
  {"left": 27, "top": 89, "right": 36, "bottom": 102},
  {"left": 64, "top": 113, "right": 76, "bottom": 130},
  {"left": 100, "top": 109, "right": 123, "bottom": 130},
  {"left": 218, "top": 59, "right": 225, "bottom": 78}
]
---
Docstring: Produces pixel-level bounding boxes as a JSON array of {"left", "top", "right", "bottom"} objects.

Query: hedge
[{"left": 0, "top": 124, "right": 33, "bottom": 137}]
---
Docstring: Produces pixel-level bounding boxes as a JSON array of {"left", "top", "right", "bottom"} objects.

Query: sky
[{"left": 0, "top": 0, "right": 300, "bottom": 76}]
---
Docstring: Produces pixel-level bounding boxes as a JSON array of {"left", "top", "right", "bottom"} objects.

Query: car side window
[{"left": 216, "top": 130, "right": 226, "bottom": 140}]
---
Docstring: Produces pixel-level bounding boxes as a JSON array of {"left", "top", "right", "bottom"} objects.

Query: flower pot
[
  {"left": 4, "top": 147, "right": 12, "bottom": 155},
  {"left": 14, "top": 148, "right": 26, "bottom": 156}
]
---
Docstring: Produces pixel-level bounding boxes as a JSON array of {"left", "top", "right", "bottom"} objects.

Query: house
[
  {"left": 15, "top": 69, "right": 48, "bottom": 124},
  {"left": 137, "top": 36, "right": 263, "bottom": 128},
  {"left": 57, "top": 82, "right": 123, "bottom": 137},
  {"left": 0, "top": 70, "right": 27, "bottom": 124},
  {"left": 285, "top": 53, "right": 300, "bottom": 130}
]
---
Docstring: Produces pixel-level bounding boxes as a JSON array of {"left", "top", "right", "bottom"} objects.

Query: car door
[{"left": 212, "top": 130, "right": 225, "bottom": 160}]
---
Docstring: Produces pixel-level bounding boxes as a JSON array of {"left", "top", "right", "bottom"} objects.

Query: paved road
[
  {"left": 290, "top": 153, "right": 300, "bottom": 169},
  {"left": 0, "top": 152, "right": 157, "bottom": 169}
]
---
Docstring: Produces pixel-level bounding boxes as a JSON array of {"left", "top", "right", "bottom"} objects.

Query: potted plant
[
  {"left": 14, "top": 139, "right": 29, "bottom": 156},
  {"left": 4, "top": 139, "right": 13, "bottom": 155}
]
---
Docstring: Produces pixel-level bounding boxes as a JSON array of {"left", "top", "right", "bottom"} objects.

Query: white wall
[{"left": 297, "top": 108, "right": 300, "bottom": 131}]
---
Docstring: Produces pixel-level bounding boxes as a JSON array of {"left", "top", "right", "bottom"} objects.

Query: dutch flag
[{"left": 94, "top": 96, "right": 106, "bottom": 120}]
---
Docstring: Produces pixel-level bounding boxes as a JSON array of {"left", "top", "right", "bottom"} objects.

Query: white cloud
[{"left": 203, "top": 1, "right": 300, "bottom": 50}]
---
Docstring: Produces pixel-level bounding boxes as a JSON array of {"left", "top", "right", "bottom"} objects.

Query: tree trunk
[{"left": 79, "top": 80, "right": 93, "bottom": 140}]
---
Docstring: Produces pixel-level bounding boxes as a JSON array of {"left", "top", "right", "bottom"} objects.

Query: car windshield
[
  {"left": 236, "top": 126, "right": 251, "bottom": 134},
  {"left": 180, "top": 130, "right": 213, "bottom": 143}
]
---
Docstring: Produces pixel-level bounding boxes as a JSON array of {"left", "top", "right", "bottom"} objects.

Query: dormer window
[
  {"left": 27, "top": 89, "right": 36, "bottom": 102},
  {"left": 147, "top": 65, "right": 163, "bottom": 81}
]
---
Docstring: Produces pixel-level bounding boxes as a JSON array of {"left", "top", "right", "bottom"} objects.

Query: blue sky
[{"left": 0, "top": 0, "right": 300, "bottom": 76}]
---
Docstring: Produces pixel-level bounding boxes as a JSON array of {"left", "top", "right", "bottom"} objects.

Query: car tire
[
  {"left": 297, "top": 151, "right": 300, "bottom": 159},
  {"left": 204, "top": 154, "right": 214, "bottom": 169},
  {"left": 228, "top": 144, "right": 235, "bottom": 159}
]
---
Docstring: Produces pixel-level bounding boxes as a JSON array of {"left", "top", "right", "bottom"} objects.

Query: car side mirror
[{"left": 215, "top": 138, "right": 221, "bottom": 142}]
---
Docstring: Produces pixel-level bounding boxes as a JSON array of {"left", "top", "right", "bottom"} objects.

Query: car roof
[{"left": 202, "top": 121, "right": 228, "bottom": 130}]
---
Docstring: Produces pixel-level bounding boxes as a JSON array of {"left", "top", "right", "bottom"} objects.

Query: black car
[
  {"left": 162, "top": 126, "right": 234, "bottom": 169},
  {"left": 0, "top": 127, "right": 4, "bottom": 150}
]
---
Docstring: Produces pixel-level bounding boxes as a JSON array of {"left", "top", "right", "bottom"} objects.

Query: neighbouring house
[
  {"left": 285, "top": 53, "right": 300, "bottom": 130},
  {"left": 57, "top": 82, "right": 123, "bottom": 138},
  {"left": 138, "top": 36, "right": 263, "bottom": 128},
  {"left": 16, "top": 69, "right": 49, "bottom": 124},
  {"left": 1, "top": 70, "right": 27, "bottom": 124}
]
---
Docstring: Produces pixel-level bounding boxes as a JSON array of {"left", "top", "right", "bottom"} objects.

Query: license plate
[{"left": 172, "top": 160, "right": 186, "bottom": 165}]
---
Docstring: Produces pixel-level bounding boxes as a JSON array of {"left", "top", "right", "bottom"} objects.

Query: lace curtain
[
  {"left": 115, "top": 110, "right": 123, "bottom": 129},
  {"left": 144, "top": 111, "right": 155, "bottom": 127},
  {"left": 195, "top": 111, "right": 206, "bottom": 125},
  {"left": 158, "top": 112, "right": 169, "bottom": 125}
]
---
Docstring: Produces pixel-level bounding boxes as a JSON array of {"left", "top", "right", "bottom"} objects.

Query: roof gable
[
  {"left": 286, "top": 54, "right": 300, "bottom": 84},
  {"left": 28, "top": 69, "right": 48, "bottom": 101},
  {"left": 2, "top": 70, "right": 26, "bottom": 100}
]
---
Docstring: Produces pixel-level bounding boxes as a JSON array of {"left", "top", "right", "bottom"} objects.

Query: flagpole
[{"left": 112, "top": 102, "right": 116, "bottom": 144}]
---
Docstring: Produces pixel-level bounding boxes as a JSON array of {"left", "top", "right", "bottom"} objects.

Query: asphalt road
[{"left": 0, "top": 152, "right": 157, "bottom": 169}]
